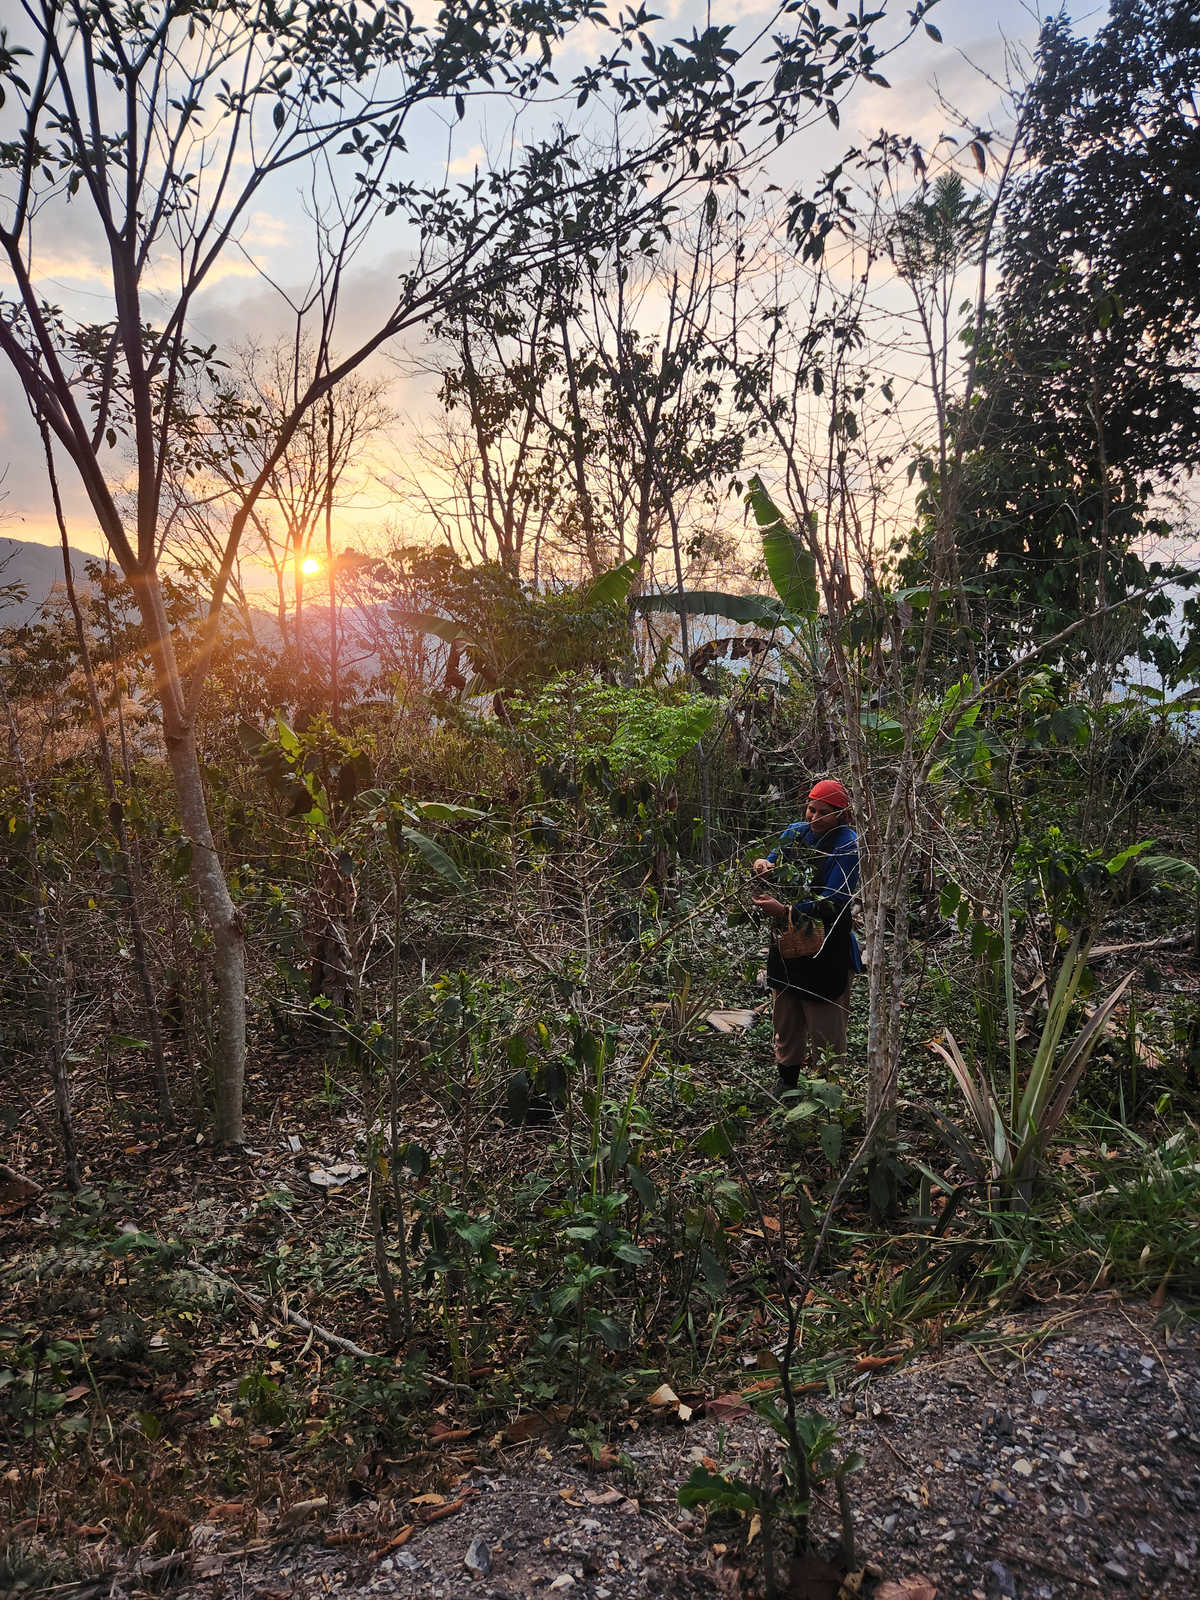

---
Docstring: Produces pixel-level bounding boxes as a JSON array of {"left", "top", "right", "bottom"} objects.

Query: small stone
[
  {"left": 464, "top": 1537, "right": 491, "bottom": 1578},
  {"left": 1031, "top": 1389, "right": 1048, "bottom": 1406},
  {"left": 1103, "top": 1562, "right": 1129, "bottom": 1582},
  {"left": 986, "top": 1559, "right": 1018, "bottom": 1597},
  {"left": 882, "top": 1514, "right": 898, "bottom": 1533},
  {"left": 549, "top": 1577, "right": 576, "bottom": 1592},
  {"left": 1013, "top": 1458, "right": 1034, "bottom": 1478}
]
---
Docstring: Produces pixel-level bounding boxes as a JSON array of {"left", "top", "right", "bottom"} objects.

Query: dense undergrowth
[
  {"left": 3, "top": 611, "right": 1200, "bottom": 1590},
  {"left": 3, "top": 787, "right": 1198, "bottom": 1587}
]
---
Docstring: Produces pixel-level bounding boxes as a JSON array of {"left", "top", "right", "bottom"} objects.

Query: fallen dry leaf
[
  {"left": 875, "top": 1578, "right": 937, "bottom": 1600},
  {"left": 409, "top": 1493, "right": 446, "bottom": 1507},
  {"left": 279, "top": 1497, "right": 327, "bottom": 1526},
  {"left": 583, "top": 1487, "right": 625, "bottom": 1507},
  {"left": 785, "top": 1551, "right": 844, "bottom": 1600},
  {"left": 429, "top": 1422, "right": 477, "bottom": 1444},
  {"left": 419, "top": 1492, "right": 475, "bottom": 1525},
  {"left": 507, "top": 1414, "right": 551, "bottom": 1444},
  {"left": 371, "top": 1525, "right": 414, "bottom": 1560},
  {"left": 704, "top": 1392, "right": 750, "bottom": 1422},
  {"left": 206, "top": 1502, "right": 244, "bottom": 1521},
  {"left": 647, "top": 1382, "right": 680, "bottom": 1410},
  {"left": 705, "top": 1008, "right": 758, "bottom": 1034}
]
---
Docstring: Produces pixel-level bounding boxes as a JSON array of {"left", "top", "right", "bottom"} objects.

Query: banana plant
[
  {"left": 633, "top": 477, "right": 826, "bottom": 678},
  {"left": 389, "top": 555, "right": 643, "bottom": 697}
]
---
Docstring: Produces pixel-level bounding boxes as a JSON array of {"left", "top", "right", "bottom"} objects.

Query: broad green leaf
[
  {"left": 633, "top": 589, "right": 784, "bottom": 627},
  {"left": 678, "top": 1467, "right": 758, "bottom": 1513},
  {"left": 586, "top": 555, "right": 641, "bottom": 608},
  {"left": 697, "top": 1122, "right": 734, "bottom": 1159},
  {"left": 584, "top": 1310, "right": 629, "bottom": 1350},
  {"left": 273, "top": 713, "right": 300, "bottom": 756},
  {"left": 1137, "top": 854, "right": 1200, "bottom": 889},
  {"left": 388, "top": 609, "right": 473, "bottom": 646},
  {"left": 747, "top": 475, "right": 818, "bottom": 618},
  {"left": 400, "top": 826, "right": 465, "bottom": 889},
  {"left": 411, "top": 800, "right": 487, "bottom": 822},
  {"left": 1105, "top": 840, "right": 1153, "bottom": 874}
]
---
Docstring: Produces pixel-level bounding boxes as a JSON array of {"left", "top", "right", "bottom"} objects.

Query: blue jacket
[{"left": 767, "top": 820, "right": 863, "bottom": 974}]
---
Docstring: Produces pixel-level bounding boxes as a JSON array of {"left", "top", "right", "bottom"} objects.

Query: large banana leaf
[
  {"left": 633, "top": 589, "right": 786, "bottom": 626},
  {"left": 747, "top": 475, "right": 819, "bottom": 619},
  {"left": 585, "top": 555, "right": 641, "bottom": 609},
  {"left": 388, "top": 609, "right": 474, "bottom": 645},
  {"left": 400, "top": 825, "right": 465, "bottom": 889}
]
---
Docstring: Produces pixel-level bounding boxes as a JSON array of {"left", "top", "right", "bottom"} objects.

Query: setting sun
[{"left": 300, "top": 556, "right": 321, "bottom": 577}]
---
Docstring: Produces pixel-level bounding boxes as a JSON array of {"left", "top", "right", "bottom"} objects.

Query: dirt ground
[{"left": 31, "top": 1299, "right": 1195, "bottom": 1600}]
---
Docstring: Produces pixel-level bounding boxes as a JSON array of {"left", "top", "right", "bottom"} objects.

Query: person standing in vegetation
[{"left": 752, "top": 779, "right": 862, "bottom": 1089}]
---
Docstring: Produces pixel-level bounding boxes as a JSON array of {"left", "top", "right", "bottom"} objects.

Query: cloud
[{"left": 448, "top": 145, "right": 487, "bottom": 178}]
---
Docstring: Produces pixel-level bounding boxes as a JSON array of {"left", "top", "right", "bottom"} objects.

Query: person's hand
[
  {"left": 753, "top": 895, "right": 787, "bottom": 917},
  {"left": 752, "top": 858, "right": 772, "bottom": 875}
]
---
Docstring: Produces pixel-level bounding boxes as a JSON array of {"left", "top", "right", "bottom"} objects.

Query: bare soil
[{"left": 34, "top": 1300, "right": 1195, "bottom": 1600}]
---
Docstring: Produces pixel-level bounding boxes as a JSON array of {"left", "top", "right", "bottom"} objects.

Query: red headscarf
[{"left": 808, "top": 778, "right": 851, "bottom": 813}]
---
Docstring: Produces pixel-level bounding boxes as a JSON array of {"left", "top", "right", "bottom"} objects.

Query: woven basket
[{"left": 775, "top": 909, "right": 825, "bottom": 960}]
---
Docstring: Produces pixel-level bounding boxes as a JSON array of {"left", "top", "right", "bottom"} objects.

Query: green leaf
[
  {"left": 748, "top": 475, "right": 818, "bottom": 618},
  {"left": 584, "top": 1310, "right": 629, "bottom": 1350},
  {"left": 633, "top": 590, "right": 784, "bottom": 627},
  {"left": 388, "top": 610, "right": 474, "bottom": 646},
  {"left": 697, "top": 1122, "right": 734, "bottom": 1159},
  {"left": 1104, "top": 840, "right": 1153, "bottom": 875},
  {"left": 586, "top": 555, "right": 641, "bottom": 608},
  {"left": 411, "top": 800, "right": 487, "bottom": 822},
  {"left": 678, "top": 1466, "right": 758, "bottom": 1513},
  {"left": 1136, "top": 854, "right": 1200, "bottom": 890},
  {"left": 273, "top": 713, "right": 300, "bottom": 756},
  {"left": 400, "top": 826, "right": 465, "bottom": 889},
  {"left": 626, "top": 1161, "right": 656, "bottom": 1209}
]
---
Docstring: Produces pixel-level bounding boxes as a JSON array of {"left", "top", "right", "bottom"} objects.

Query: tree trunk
[
  {"left": 132, "top": 568, "right": 246, "bottom": 1144},
  {"left": 163, "top": 720, "right": 246, "bottom": 1144}
]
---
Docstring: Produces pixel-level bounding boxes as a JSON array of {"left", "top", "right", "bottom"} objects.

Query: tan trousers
[{"left": 772, "top": 980, "right": 851, "bottom": 1083}]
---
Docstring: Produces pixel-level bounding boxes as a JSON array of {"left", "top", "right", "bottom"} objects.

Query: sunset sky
[{"left": 0, "top": 0, "right": 1048, "bottom": 571}]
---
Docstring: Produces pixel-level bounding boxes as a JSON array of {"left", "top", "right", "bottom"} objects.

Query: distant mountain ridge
[{"left": 0, "top": 535, "right": 98, "bottom": 626}]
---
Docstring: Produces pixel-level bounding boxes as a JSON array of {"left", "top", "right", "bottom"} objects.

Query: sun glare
[{"left": 300, "top": 557, "right": 321, "bottom": 577}]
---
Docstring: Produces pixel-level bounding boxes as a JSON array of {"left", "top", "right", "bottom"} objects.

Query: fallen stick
[
  {"left": 1088, "top": 930, "right": 1190, "bottom": 959},
  {"left": 184, "top": 1258, "right": 468, "bottom": 1390},
  {"left": 186, "top": 1259, "right": 376, "bottom": 1359}
]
